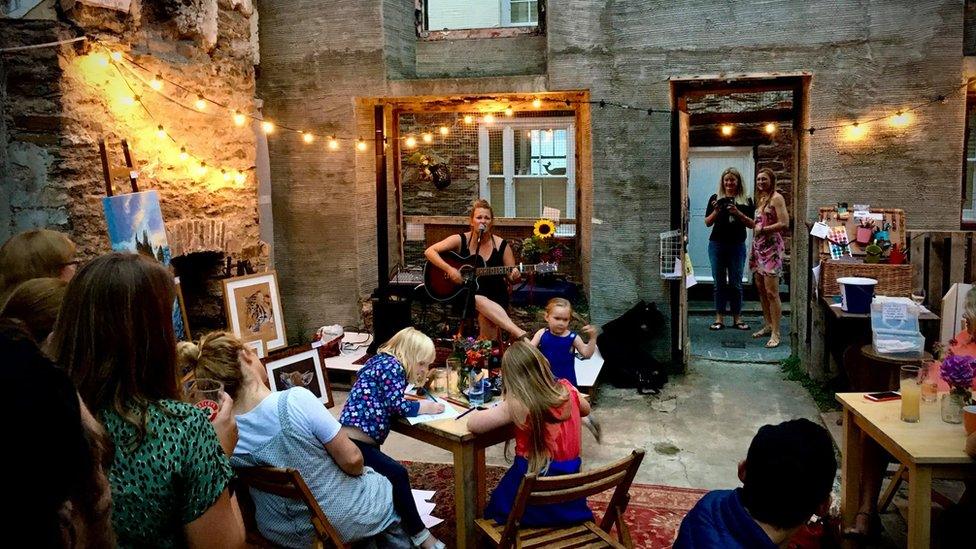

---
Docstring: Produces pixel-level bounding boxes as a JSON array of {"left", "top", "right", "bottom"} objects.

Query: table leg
[
  {"left": 841, "top": 407, "right": 864, "bottom": 541},
  {"left": 454, "top": 442, "right": 484, "bottom": 549},
  {"left": 906, "top": 465, "right": 932, "bottom": 549}
]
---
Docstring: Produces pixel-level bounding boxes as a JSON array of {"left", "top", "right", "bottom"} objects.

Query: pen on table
[{"left": 455, "top": 405, "right": 485, "bottom": 420}]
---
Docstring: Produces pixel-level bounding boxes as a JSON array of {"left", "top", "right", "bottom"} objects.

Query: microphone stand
[{"left": 458, "top": 226, "right": 486, "bottom": 338}]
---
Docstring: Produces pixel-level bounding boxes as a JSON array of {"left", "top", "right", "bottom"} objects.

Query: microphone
[{"left": 478, "top": 223, "right": 487, "bottom": 233}]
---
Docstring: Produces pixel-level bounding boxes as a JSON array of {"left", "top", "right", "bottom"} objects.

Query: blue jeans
[{"left": 708, "top": 241, "right": 745, "bottom": 317}]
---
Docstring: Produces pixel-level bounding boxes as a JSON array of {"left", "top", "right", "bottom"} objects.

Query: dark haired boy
[{"left": 674, "top": 418, "right": 837, "bottom": 548}]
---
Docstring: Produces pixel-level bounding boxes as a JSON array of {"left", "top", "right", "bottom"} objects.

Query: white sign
[{"left": 882, "top": 301, "right": 907, "bottom": 322}]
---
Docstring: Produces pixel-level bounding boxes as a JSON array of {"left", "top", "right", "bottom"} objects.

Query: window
[
  {"left": 425, "top": 0, "right": 540, "bottom": 31},
  {"left": 479, "top": 118, "right": 575, "bottom": 231},
  {"left": 963, "top": 92, "right": 976, "bottom": 225}
]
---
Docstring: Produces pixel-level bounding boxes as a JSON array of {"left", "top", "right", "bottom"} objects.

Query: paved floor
[{"left": 689, "top": 311, "right": 792, "bottom": 363}]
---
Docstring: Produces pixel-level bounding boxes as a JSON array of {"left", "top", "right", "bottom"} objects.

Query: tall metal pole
[{"left": 374, "top": 105, "right": 389, "bottom": 291}]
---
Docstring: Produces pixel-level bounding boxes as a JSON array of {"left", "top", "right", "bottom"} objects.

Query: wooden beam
[
  {"left": 674, "top": 76, "right": 807, "bottom": 99},
  {"left": 689, "top": 108, "right": 794, "bottom": 126}
]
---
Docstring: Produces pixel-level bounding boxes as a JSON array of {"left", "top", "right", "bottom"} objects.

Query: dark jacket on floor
[{"left": 673, "top": 489, "right": 777, "bottom": 549}]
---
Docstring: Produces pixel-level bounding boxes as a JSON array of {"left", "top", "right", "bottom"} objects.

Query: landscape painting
[{"left": 102, "top": 190, "right": 172, "bottom": 265}]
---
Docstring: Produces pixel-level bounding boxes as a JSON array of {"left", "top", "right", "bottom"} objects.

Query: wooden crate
[
  {"left": 820, "top": 259, "right": 912, "bottom": 297},
  {"left": 817, "top": 207, "right": 905, "bottom": 257}
]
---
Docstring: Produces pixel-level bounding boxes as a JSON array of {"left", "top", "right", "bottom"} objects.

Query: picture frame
[
  {"left": 264, "top": 347, "right": 333, "bottom": 407},
  {"left": 222, "top": 271, "right": 287, "bottom": 352},
  {"left": 174, "top": 277, "right": 192, "bottom": 342},
  {"left": 244, "top": 339, "right": 266, "bottom": 359}
]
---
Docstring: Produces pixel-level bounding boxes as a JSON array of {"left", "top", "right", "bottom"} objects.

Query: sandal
[
  {"left": 765, "top": 335, "right": 781, "bottom": 348},
  {"left": 752, "top": 326, "right": 772, "bottom": 338},
  {"left": 735, "top": 322, "right": 750, "bottom": 331},
  {"left": 709, "top": 322, "right": 725, "bottom": 331}
]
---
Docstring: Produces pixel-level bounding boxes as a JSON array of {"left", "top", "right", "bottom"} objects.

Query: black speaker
[{"left": 368, "top": 289, "right": 412, "bottom": 354}]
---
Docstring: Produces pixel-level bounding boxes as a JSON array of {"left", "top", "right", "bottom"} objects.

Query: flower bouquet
[
  {"left": 940, "top": 353, "right": 975, "bottom": 423},
  {"left": 521, "top": 219, "right": 566, "bottom": 285},
  {"left": 450, "top": 336, "right": 493, "bottom": 396}
]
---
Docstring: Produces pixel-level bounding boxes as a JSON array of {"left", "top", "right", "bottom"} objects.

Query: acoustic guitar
[{"left": 423, "top": 251, "right": 558, "bottom": 301}]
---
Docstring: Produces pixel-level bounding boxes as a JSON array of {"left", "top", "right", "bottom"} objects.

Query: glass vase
[
  {"left": 446, "top": 358, "right": 468, "bottom": 398},
  {"left": 941, "top": 389, "right": 970, "bottom": 424}
]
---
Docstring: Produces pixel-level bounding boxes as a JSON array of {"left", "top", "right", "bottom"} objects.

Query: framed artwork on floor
[
  {"left": 264, "top": 347, "right": 333, "bottom": 407},
  {"left": 222, "top": 271, "right": 287, "bottom": 352}
]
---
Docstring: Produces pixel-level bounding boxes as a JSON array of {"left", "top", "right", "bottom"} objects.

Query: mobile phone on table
[{"left": 864, "top": 391, "right": 901, "bottom": 402}]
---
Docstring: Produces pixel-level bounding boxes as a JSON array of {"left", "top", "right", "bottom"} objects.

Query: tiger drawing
[{"left": 245, "top": 289, "right": 273, "bottom": 333}]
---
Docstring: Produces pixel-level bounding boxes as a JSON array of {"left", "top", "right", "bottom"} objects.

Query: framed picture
[
  {"left": 264, "top": 347, "right": 333, "bottom": 407},
  {"left": 244, "top": 339, "right": 265, "bottom": 359},
  {"left": 174, "top": 277, "right": 192, "bottom": 342},
  {"left": 222, "top": 271, "right": 287, "bottom": 352}
]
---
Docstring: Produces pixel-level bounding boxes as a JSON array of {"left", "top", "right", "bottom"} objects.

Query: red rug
[{"left": 405, "top": 461, "right": 707, "bottom": 548}]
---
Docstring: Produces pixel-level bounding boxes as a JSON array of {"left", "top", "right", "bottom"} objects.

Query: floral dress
[{"left": 749, "top": 200, "right": 785, "bottom": 277}]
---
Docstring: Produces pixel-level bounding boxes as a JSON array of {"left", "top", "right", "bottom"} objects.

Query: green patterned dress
[{"left": 101, "top": 400, "right": 232, "bottom": 548}]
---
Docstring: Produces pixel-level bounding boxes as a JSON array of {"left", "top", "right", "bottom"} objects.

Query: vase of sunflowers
[{"left": 521, "top": 218, "right": 566, "bottom": 286}]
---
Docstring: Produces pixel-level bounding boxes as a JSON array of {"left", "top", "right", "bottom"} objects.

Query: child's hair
[
  {"left": 545, "top": 297, "right": 572, "bottom": 316},
  {"left": 501, "top": 341, "right": 570, "bottom": 473},
  {"left": 0, "top": 277, "right": 68, "bottom": 344},
  {"left": 176, "top": 331, "right": 247, "bottom": 399},
  {"left": 378, "top": 327, "right": 435, "bottom": 380}
]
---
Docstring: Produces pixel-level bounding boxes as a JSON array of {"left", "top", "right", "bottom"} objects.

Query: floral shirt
[{"left": 339, "top": 353, "right": 420, "bottom": 444}]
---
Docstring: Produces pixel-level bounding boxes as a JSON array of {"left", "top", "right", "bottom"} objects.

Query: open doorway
[{"left": 671, "top": 75, "right": 809, "bottom": 366}]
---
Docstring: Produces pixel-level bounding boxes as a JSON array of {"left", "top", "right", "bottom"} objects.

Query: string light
[
  {"left": 178, "top": 147, "right": 189, "bottom": 161},
  {"left": 405, "top": 136, "right": 417, "bottom": 148},
  {"left": 463, "top": 115, "right": 474, "bottom": 124},
  {"left": 483, "top": 113, "right": 495, "bottom": 123},
  {"left": 328, "top": 136, "right": 339, "bottom": 150},
  {"left": 439, "top": 126, "right": 449, "bottom": 136},
  {"left": 302, "top": 132, "right": 314, "bottom": 144},
  {"left": 195, "top": 162, "right": 208, "bottom": 177},
  {"left": 261, "top": 120, "right": 274, "bottom": 134},
  {"left": 221, "top": 169, "right": 231, "bottom": 182},
  {"left": 234, "top": 171, "right": 247, "bottom": 184},
  {"left": 422, "top": 132, "right": 433, "bottom": 143},
  {"left": 504, "top": 107, "right": 514, "bottom": 117},
  {"left": 720, "top": 124, "right": 734, "bottom": 136},
  {"left": 889, "top": 111, "right": 911, "bottom": 128},
  {"left": 532, "top": 98, "right": 542, "bottom": 108},
  {"left": 109, "top": 51, "right": 123, "bottom": 63},
  {"left": 195, "top": 95, "right": 207, "bottom": 110},
  {"left": 155, "top": 125, "right": 166, "bottom": 139},
  {"left": 764, "top": 122, "right": 777, "bottom": 134},
  {"left": 357, "top": 137, "right": 368, "bottom": 151},
  {"left": 149, "top": 74, "right": 163, "bottom": 91},
  {"left": 845, "top": 122, "right": 866, "bottom": 140},
  {"left": 232, "top": 111, "right": 247, "bottom": 126},
  {"left": 92, "top": 53, "right": 109, "bottom": 67},
  {"left": 118, "top": 95, "right": 136, "bottom": 107}
]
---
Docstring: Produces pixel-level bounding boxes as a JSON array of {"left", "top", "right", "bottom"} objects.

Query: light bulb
[
  {"left": 405, "top": 136, "right": 417, "bottom": 148},
  {"left": 195, "top": 96, "right": 206, "bottom": 110},
  {"left": 328, "top": 136, "right": 339, "bottom": 150},
  {"left": 846, "top": 123, "right": 866, "bottom": 140},
  {"left": 889, "top": 111, "right": 911, "bottom": 128},
  {"left": 720, "top": 124, "right": 733, "bottom": 136},
  {"left": 221, "top": 169, "right": 231, "bottom": 182},
  {"left": 233, "top": 111, "right": 247, "bottom": 126},
  {"left": 119, "top": 95, "right": 135, "bottom": 107},
  {"left": 110, "top": 51, "right": 123, "bottom": 62},
  {"left": 357, "top": 138, "right": 367, "bottom": 151},
  {"left": 178, "top": 147, "right": 189, "bottom": 161},
  {"left": 504, "top": 107, "right": 514, "bottom": 117},
  {"left": 149, "top": 75, "right": 163, "bottom": 91},
  {"left": 463, "top": 115, "right": 474, "bottom": 124},
  {"left": 196, "top": 162, "right": 208, "bottom": 176},
  {"left": 422, "top": 133, "right": 433, "bottom": 143},
  {"left": 261, "top": 120, "right": 274, "bottom": 134},
  {"left": 155, "top": 125, "right": 166, "bottom": 139},
  {"left": 234, "top": 171, "right": 247, "bottom": 184},
  {"left": 764, "top": 122, "right": 777, "bottom": 134},
  {"left": 532, "top": 98, "right": 542, "bottom": 108},
  {"left": 483, "top": 114, "right": 495, "bottom": 123},
  {"left": 439, "top": 126, "right": 449, "bottom": 136},
  {"left": 92, "top": 53, "right": 109, "bottom": 67},
  {"left": 302, "top": 132, "right": 314, "bottom": 144}
]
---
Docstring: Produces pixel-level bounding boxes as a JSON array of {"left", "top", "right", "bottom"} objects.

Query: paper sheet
[
  {"left": 406, "top": 404, "right": 461, "bottom": 424},
  {"left": 412, "top": 489, "right": 443, "bottom": 528}
]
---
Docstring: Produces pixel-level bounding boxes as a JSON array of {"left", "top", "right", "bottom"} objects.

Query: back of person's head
[
  {"left": 51, "top": 253, "right": 178, "bottom": 444},
  {"left": 0, "top": 277, "right": 68, "bottom": 344},
  {"left": 500, "top": 341, "right": 569, "bottom": 472},
  {"left": 964, "top": 287, "right": 976, "bottom": 338},
  {"left": 0, "top": 229, "right": 75, "bottom": 297},
  {"left": 0, "top": 319, "right": 114, "bottom": 547},
  {"left": 177, "top": 331, "right": 247, "bottom": 398},
  {"left": 741, "top": 418, "right": 837, "bottom": 530},
  {"left": 378, "top": 327, "right": 435, "bottom": 378}
]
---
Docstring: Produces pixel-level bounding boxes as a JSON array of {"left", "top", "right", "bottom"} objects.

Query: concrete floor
[
  {"left": 328, "top": 357, "right": 822, "bottom": 488},
  {"left": 689, "top": 310, "right": 792, "bottom": 364}
]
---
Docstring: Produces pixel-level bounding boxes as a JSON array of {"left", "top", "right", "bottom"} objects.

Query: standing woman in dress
[
  {"left": 704, "top": 168, "right": 755, "bottom": 332},
  {"left": 749, "top": 168, "right": 789, "bottom": 348}
]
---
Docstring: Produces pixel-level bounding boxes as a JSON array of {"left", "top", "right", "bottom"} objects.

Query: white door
[{"left": 688, "top": 147, "right": 755, "bottom": 283}]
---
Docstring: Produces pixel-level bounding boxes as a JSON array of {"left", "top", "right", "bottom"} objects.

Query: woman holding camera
[{"left": 704, "top": 167, "right": 755, "bottom": 331}]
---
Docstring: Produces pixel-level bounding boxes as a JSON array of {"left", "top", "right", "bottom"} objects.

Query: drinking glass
[
  {"left": 183, "top": 378, "right": 224, "bottom": 422},
  {"left": 911, "top": 288, "right": 926, "bottom": 307},
  {"left": 920, "top": 362, "right": 939, "bottom": 403},
  {"left": 427, "top": 366, "right": 449, "bottom": 397},
  {"left": 467, "top": 370, "right": 486, "bottom": 406},
  {"left": 900, "top": 365, "right": 921, "bottom": 423}
]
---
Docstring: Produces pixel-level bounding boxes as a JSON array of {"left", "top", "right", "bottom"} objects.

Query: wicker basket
[{"left": 820, "top": 259, "right": 912, "bottom": 297}]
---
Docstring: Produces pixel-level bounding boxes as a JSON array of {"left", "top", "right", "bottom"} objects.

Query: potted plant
[
  {"left": 940, "top": 353, "right": 975, "bottom": 423},
  {"left": 520, "top": 218, "right": 566, "bottom": 286}
]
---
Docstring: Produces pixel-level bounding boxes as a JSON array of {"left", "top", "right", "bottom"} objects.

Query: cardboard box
[{"left": 941, "top": 282, "right": 974, "bottom": 346}]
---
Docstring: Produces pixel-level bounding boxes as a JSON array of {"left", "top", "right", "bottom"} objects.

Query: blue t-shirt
[
  {"left": 673, "top": 489, "right": 777, "bottom": 549},
  {"left": 235, "top": 387, "right": 340, "bottom": 453}
]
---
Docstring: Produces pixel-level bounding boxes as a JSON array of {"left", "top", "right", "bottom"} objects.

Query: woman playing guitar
[{"left": 425, "top": 199, "right": 528, "bottom": 341}]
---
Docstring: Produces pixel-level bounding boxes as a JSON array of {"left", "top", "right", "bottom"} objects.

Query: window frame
[
  {"left": 963, "top": 89, "right": 976, "bottom": 228},
  {"left": 478, "top": 117, "right": 576, "bottom": 221},
  {"left": 419, "top": 0, "right": 545, "bottom": 37}
]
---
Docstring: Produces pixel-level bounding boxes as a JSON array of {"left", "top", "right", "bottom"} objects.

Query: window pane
[
  {"left": 511, "top": 2, "right": 529, "bottom": 23},
  {"left": 488, "top": 129, "right": 503, "bottom": 176},
  {"left": 514, "top": 178, "right": 542, "bottom": 217},
  {"left": 488, "top": 177, "right": 505, "bottom": 214},
  {"left": 542, "top": 178, "right": 568, "bottom": 215}
]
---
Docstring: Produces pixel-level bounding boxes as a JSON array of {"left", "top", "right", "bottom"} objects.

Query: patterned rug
[{"left": 405, "top": 461, "right": 708, "bottom": 548}]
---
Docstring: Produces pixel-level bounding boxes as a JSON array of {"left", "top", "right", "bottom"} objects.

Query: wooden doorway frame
[{"left": 669, "top": 73, "right": 811, "bottom": 371}]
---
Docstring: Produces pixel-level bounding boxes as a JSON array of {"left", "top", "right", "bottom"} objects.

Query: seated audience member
[
  {"left": 939, "top": 431, "right": 976, "bottom": 546},
  {"left": 0, "top": 318, "right": 114, "bottom": 548},
  {"left": 178, "top": 331, "right": 407, "bottom": 547},
  {"left": 0, "top": 277, "right": 67, "bottom": 345},
  {"left": 50, "top": 253, "right": 246, "bottom": 548},
  {"left": 674, "top": 418, "right": 836, "bottom": 548},
  {"left": 0, "top": 228, "right": 77, "bottom": 303}
]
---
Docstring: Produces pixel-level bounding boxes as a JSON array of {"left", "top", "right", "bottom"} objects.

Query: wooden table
[
  {"left": 837, "top": 393, "right": 976, "bottom": 548},
  {"left": 391, "top": 400, "right": 514, "bottom": 549}
]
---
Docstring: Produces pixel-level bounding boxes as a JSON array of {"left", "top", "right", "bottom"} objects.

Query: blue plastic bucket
[{"left": 838, "top": 277, "right": 877, "bottom": 313}]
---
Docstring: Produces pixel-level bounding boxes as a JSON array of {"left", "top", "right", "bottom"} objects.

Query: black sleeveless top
[{"left": 459, "top": 232, "right": 510, "bottom": 307}]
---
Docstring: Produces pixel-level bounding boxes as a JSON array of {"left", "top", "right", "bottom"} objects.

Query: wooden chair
[
  {"left": 234, "top": 466, "right": 350, "bottom": 549},
  {"left": 475, "top": 449, "right": 646, "bottom": 549}
]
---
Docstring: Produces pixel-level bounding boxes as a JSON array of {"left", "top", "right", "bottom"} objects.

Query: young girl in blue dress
[
  {"left": 339, "top": 327, "right": 447, "bottom": 549},
  {"left": 467, "top": 341, "right": 593, "bottom": 526}
]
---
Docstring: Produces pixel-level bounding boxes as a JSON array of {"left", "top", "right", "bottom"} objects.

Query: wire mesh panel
[{"left": 660, "top": 230, "right": 683, "bottom": 279}]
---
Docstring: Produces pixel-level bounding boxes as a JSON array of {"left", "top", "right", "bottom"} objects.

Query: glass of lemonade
[
  {"left": 920, "top": 361, "right": 939, "bottom": 403},
  {"left": 900, "top": 365, "right": 922, "bottom": 423}
]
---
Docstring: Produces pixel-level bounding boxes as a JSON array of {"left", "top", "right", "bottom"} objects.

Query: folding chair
[
  {"left": 234, "top": 466, "right": 350, "bottom": 549},
  {"left": 475, "top": 449, "right": 646, "bottom": 549}
]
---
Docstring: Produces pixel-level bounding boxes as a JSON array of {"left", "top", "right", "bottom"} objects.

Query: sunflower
[{"left": 533, "top": 218, "right": 556, "bottom": 239}]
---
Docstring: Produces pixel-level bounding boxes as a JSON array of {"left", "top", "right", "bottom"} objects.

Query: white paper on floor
[{"left": 412, "top": 489, "right": 443, "bottom": 528}]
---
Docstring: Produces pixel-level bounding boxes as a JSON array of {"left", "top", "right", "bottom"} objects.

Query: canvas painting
[
  {"left": 265, "top": 349, "right": 331, "bottom": 406},
  {"left": 223, "top": 271, "right": 286, "bottom": 351},
  {"left": 102, "top": 190, "right": 172, "bottom": 265}
]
